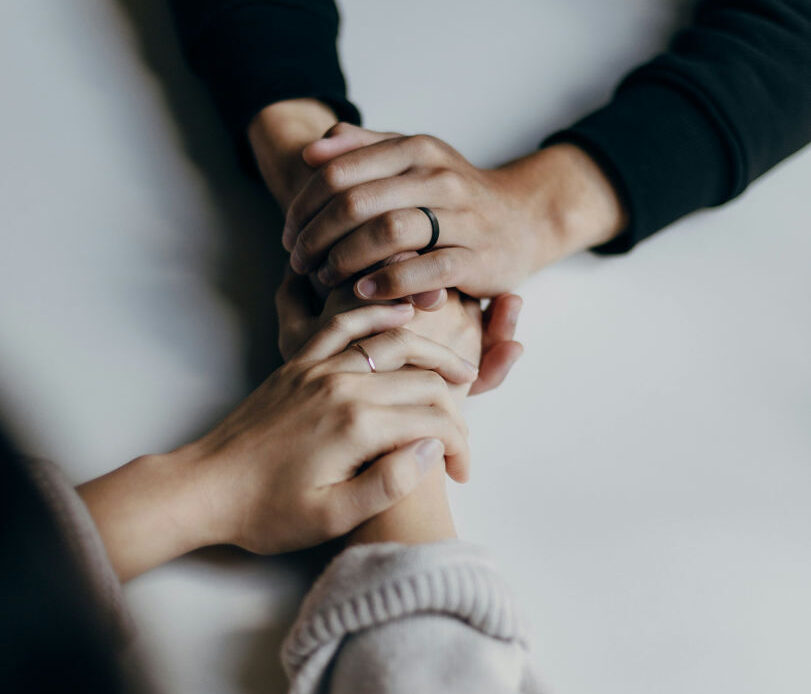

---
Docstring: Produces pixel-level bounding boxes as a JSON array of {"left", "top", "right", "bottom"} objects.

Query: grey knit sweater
[{"left": 32, "top": 459, "right": 539, "bottom": 693}]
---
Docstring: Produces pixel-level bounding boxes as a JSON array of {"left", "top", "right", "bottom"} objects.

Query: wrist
[
  {"left": 247, "top": 98, "right": 338, "bottom": 211},
  {"left": 78, "top": 450, "right": 216, "bottom": 582},
  {"left": 499, "top": 143, "right": 628, "bottom": 269},
  {"left": 347, "top": 464, "right": 457, "bottom": 546}
]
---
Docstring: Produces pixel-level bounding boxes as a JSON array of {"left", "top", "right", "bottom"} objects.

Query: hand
[
  {"left": 276, "top": 272, "right": 523, "bottom": 396},
  {"left": 79, "top": 303, "right": 476, "bottom": 580},
  {"left": 282, "top": 123, "right": 626, "bottom": 301}
]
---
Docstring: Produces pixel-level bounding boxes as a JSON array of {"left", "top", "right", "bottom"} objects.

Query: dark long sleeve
[
  {"left": 167, "top": 0, "right": 360, "bottom": 137},
  {"left": 546, "top": 0, "right": 811, "bottom": 253}
]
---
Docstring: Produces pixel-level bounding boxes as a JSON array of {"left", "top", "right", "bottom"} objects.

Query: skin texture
[
  {"left": 248, "top": 101, "right": 523, "bottom": 394},
  {"left": 79, "top": 303, "right": 476, "bottom": 581},
  {"left": 280, "top": 281, "right": 485, "bottom": 546},
  {"left": 283, "top": 123, "right": 627, "bottom": 303},
  {"left": 247, "top": 98, "right": 339, "bottom": 211},
  {"left": 349, "top": 291, "right": 483, "bottom": 545},
  {"left": 79, "top": 101, "right": 534, "bottom": 582}
]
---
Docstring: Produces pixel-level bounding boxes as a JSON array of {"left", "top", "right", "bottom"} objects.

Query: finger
[
  {"left": 325, "top": 327, "right": 478, "bottom": 384},
  {"left": 354, "top": 328, "right": 478, "bottom": 384},
  {"left": 335, "top": 438, "right": 445, "bottom": 529},
  {"left": 482, "top": 294, "right": 523, "bottom": 349},
  {"left": 355, "top": 248, "right": 473, "bottom": 302},
  {"left": 285, "top": 136, "right": 414, "bottom": 251},
  {"left": 382, "top": 251, "right": 447, "bottom": 310},
  {"left": 316, "top": 207, "right": 461, "bottom": 286},
  {"left": 409, "top": 288, "right": 447, "bottom": 311},
  {"left": 302, "top": 123, "right": 398, "bottom": 168},
  {"left": 356, "top": 405, "right": 469, "bottom": 483},
  {"left": 296, "top": 303, "right": 414, "bottom": 362},
  {"left": 285, "top": 134, "right": 450, "bottom": 252},
  {"left": 291, "top": 172, "right": 462, "bottom": 273},
  {"left": 324, "top": 328, "right": 478, "bottom": 383},
  {"left": 468, "top": 341, "right": 523, "bottom": 396},
  {"left": 327, "top": 370, "right": 467, "bottom": 436}
]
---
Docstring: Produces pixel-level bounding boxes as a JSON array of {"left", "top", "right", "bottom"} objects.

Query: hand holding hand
[
  {"left": 276, "top": 272, "right": 523, "bottom": 396},
  {"left": 80, "top": 303, "right": 476, "bottom": 580},
  {"left": 283, "top": 123, "right": 626, "bottom": 302}
]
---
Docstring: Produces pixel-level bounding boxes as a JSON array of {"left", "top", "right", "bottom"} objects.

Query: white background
[{"left": 1, "top": 1, "right": 810, "bottom": 693}]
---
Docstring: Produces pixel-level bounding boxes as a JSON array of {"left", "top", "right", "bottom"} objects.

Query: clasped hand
[{"left": 282, "top": 123, "right": 546, "bottom": 304}]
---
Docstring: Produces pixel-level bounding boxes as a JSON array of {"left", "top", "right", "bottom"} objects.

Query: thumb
[
  {"left": 302, "top": 122, "right": 399, "bottom": 168},
  {"left": 469, "top": 340, "right": 523, "bottom": 396},
  {"left": 340, "top": 438, "right": 444, "bottom": 525}
]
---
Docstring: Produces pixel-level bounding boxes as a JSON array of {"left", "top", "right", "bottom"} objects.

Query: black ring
[{"left": 417, "top": 206, "right": 440, "bottom": 252}]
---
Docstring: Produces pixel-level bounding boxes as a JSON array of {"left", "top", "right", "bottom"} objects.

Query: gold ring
[{"left": 352, "top": 343, "right": 376, "bottom": 373}]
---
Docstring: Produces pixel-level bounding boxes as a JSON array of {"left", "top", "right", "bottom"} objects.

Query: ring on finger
[
  {"left": 417, "top": 206, "right": 440, "bottom": 252},
  {"left": 351, "top": 343, "right": 376, "bottom": 373}
]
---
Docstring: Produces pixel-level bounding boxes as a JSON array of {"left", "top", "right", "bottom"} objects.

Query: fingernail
[
  {"left": 507, "top": 307, "right": 520, "bottom": 327},
  {"left": 356, "top": 277, "right": 377, "bottom": 298},
  {"left": 317, "top": 263, "right": 336, "bottom": 286},
  {"left": 463, "top": 359, "right": 479, "bottom": 374},
  {"left": 392, "top": 302, "right": 414, "bottom": 312},
  {"left": 415, "top": 438, "right": 443, "bottom": 472}
]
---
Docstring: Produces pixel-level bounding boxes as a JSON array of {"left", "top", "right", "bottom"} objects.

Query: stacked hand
[
  {"left": 80, "top": 303, "right": 475, "bottom": 580},
  {"left": 281, "top": 123, "right": 624, "bottom": 305}
]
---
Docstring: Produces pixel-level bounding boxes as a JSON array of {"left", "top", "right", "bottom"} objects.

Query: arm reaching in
[
  {"left": 281, "top": 1, "right": 811, "bottom": 300},
  {"left": 78, "top": 303, "right": 476, "bottom": 581}
]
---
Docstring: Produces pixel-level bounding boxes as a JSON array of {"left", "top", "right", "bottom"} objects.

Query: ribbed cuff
[
  {"left": 282, "top": 541, "right": 529, "bottom": 693},
  {"left": 544, "top": 77, "right": 733, "bottom": 254}
]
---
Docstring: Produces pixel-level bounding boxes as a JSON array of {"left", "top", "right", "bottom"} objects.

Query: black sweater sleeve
[
  {"left": 166, "top": 0, "right": 360, "bottom": 137},
  {"left": 546, "top": 0, "right": 811, "bottom": 253}
]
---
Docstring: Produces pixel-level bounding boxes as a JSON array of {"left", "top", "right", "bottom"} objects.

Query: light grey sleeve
[
  {"left": 282, "top": 541, "right": 540, "bottom": 694},
  {"left": 25, "top": 457, "right": 132, "bottom": 643}
]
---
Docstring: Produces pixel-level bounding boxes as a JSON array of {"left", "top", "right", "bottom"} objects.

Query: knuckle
[
  {"left": 289, "top": 363, "right": 315, "bottom": 389},
  {"left": 409, "top": 133, "right": 441, "bottom": 159},
  {"left": 340, "top": 401, "right": 370, "bottom": 438},
  {"left": 432, "top": 168, "right": 465, "bottom": 198},
  {"left": 376, "top": 211, "right": 405, "bottom": 246},
  {"left": 328, "top": 245, "right": 353, "bottom": 275},
  {"left": 425, "top": 369, "right": 447, "bottom": 390},
  {"left": 384, "top": 326, "right": 412, "bottom": 349},
  {"left": 376, "top": 266, "right": 407, "bottom": 296},
  {"left": 296, "top": 230, "right": 318, "bottom": 257},
  {"left": 321, "top": 162, "right": 347, "bottom": 192},
  {"left": 319, "top": 372, "right": 351, "bottom": 400},
  {"left": 329, "top": 121, "right": 354, "bottom": 136},
  {"left": 338, "top": 188, "right": 368, "bottom": 221},
  {"left": 323, "top": 313, "right": 344, "bottom": 334},
  {"left": 431, "top": 253, "right": 457, "bottom": 283}
]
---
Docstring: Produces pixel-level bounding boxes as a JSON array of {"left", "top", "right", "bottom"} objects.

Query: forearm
[
  {"left": 77, "top": 449, "right": 216, "bottom": 582},
  {"left": 248, "top": 98, "right": 338, "bottom": 211}
]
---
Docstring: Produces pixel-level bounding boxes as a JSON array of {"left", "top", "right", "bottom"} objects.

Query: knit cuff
[
  {"left": 282, "top": 541, "right": 529, "bottom": 693},
  {"left": 544, "top": 77, "right": 732, "bottom": 254}
]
